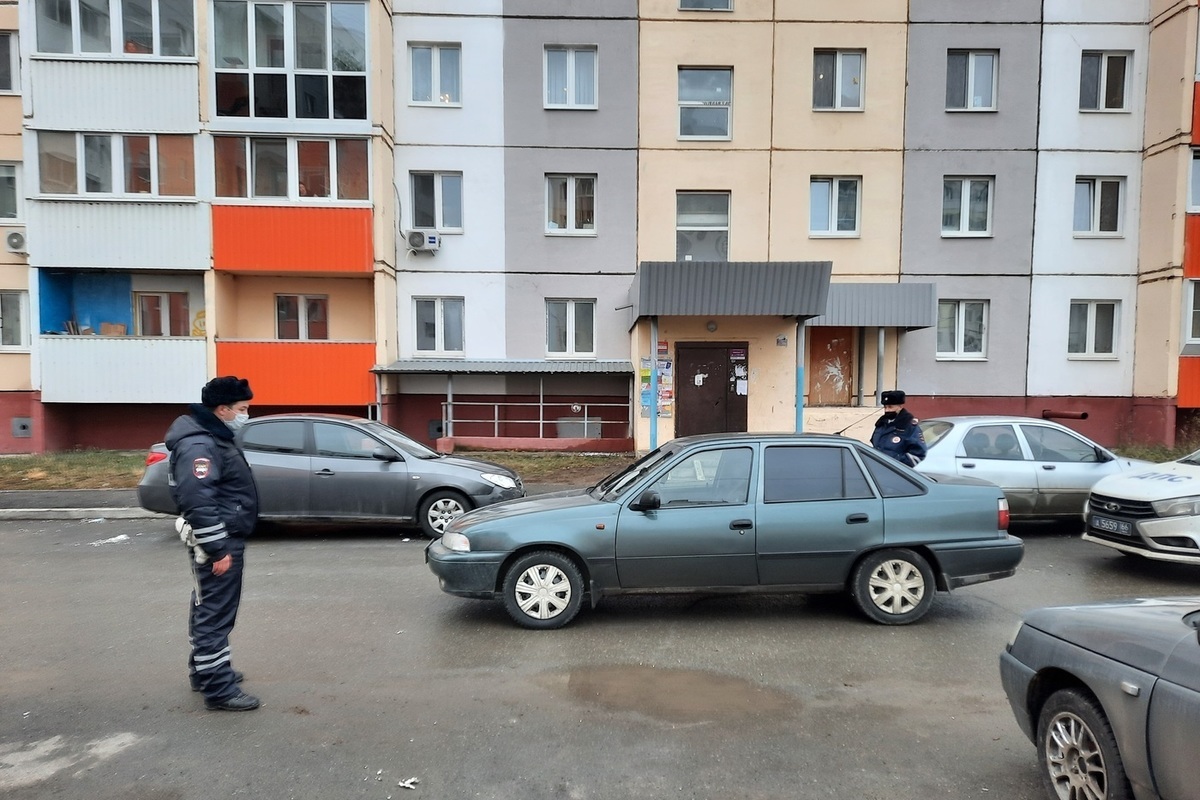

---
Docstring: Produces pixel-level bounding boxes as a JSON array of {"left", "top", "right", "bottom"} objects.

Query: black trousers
[{"left": 187, "top": 538, "right": 246, "bottom": 701}]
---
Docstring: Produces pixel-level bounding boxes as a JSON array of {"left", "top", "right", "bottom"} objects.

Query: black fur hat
[
  {"left": 881, "top": 390, "right": 906, "bottom": 406},
  {"left": 201, "top": 376, "right": 253, "bottom": 408}
]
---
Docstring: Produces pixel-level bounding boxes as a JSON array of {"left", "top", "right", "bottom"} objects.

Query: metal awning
[
  {"left": 805, "top": 282, "right": 937, "bottom": 329},
  {"left": 374, "top": 359, "right": 634, "bottom": 375},
  {"left": 628, "top": 261, "right": 832, "bottom": 322}
]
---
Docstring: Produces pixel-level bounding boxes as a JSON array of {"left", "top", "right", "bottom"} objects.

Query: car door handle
[
  {"left": 729, "top": 519, "right": 753, "bottom": 530},
  {"left": 314, "top": 469, "right": 336, "bottom": 477},
  {"left": 1041, "top": 465, "right": 1056, "bottom": 471},
  {"left": 846, "top": 513, "right": 869, "bottom": 524}
]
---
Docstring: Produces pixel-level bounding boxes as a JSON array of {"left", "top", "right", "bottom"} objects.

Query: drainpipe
[
  {"left": 855, "top": 327, "right": 865, "bottom": 407},
  {"left": 876, "top": 327, "right": 885, "bottom": 406},
  {"left": 445, "top": 374, "right": 454, "bottom": 438},
  {"left": 795, "top": 318, "right": 805, "bottom": 433},
  {"left": 649, "top": 316, "right": 659, "bottom": 450}
]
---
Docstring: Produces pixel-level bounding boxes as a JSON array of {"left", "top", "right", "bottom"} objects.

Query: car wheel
[
  {"left": 1036, "top": 688, "right": 1133, "bottom": 800},
  {"left": 501, "top": 551, "right": 584, "bottom": 630},
  {"left": 850, "top": 548, "right": 935, "bottom": 625},
  {"left": 418, "top": 490, "right": 471, "bottom": 539}
]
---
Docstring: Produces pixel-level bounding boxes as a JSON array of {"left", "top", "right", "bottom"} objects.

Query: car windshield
[
  {"left": 360, "top": 420, "right": 441, "bottom": 459},
  {"left": 918, "top": 420, "right": 953, "bottom": 448},
  {"left": 1179, "top": 450, "right": 1200, "bottom": 466},
  {"left": 594, "top": 445, "right": 679, "bottom": 499}
]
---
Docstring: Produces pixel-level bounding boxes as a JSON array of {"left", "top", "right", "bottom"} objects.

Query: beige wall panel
[
  {"left": 1145, "top": 6, "right": 1195, "bottom": 147},
  {"left": 631, "top": 316, "right": 799, "bottom": 449},
  {"left": 1133, "top": 279, "right": 1180, "bottom": 397},
  {"left": 778, "top": 1, "right": 907, "bottom": 22},
  {"left": 640, "top": 0, "right": 773, "bottom": 21},
  {"left": 0, "top": 353, "right": 31, "bottom": 391},
  {"left": 638, "top": 150, "right": 771, "bottom": 262},
  {"left": 0, "top": 96, "right": 20, "bottom": 138},
  {"left": 0, "top": 6, "right": 17, "bottom": 28},
  {"left": 0, "top": 264, "right": 26, "bottom": 287},
  {"left": 230, "top": 278, "right": 374, "bottom": 340},
  {"left": 773, "top": 23, "right": 906, "bottom": 151},
  {"left": 1140, "top": 147, "right": 1186, "bottom": 273},
  {"left": 0, "top": 132, "right": 21, "bottom": 159},
  {"left": 769, "top": 150, "right": 902, "bottom": 275},
  {"left": 639, "top": 21, "right": 774, "bottom": 150}
]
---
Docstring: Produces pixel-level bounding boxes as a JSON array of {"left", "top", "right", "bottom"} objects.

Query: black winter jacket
[
  {"left": 870, "top": 408, "right": 927, "bottom": 467},
  {"left": 166, "top": 404, "right": 259, "bottom": 560}
]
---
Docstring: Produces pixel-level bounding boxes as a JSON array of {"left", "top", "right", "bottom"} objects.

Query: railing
[{"left": 441, "top": 400, "right": 630, "bottom": 439}]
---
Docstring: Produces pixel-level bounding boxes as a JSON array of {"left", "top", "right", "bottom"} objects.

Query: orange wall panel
[
  {"left": 217, "top": 341, "right": 376, "bottom": 406},
  {"left": 213, "top": 206, "right": 373, "bottom": 273},
  {"left": 1180, "top": 357, "right": 1200, "bottom": 408},
  {"left": 1186, "top": 215, "right": 1200, "bottom": 278}
]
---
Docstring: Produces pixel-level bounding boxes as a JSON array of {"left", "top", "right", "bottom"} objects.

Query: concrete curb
[{"left": 0, "top": 507, "right": 166, "bottom": 521}]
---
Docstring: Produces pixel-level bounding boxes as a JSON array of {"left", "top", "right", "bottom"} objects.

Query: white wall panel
[
  {"left": 40, "top": 336, "right": 206, "bottom": 402},
  {"left": 395, "top": 271, "right": 506, "bottom": 359},
  {"left": 29, "top": 60, "right": 200, "bottom": 133},
  {"left": 27, "top": 202, "right": 210, "bottom": 269}
]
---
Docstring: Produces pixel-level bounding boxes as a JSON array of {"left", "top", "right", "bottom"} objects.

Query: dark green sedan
[{"left": 426, "top": 433, "right": 1023, "bottom": 629}]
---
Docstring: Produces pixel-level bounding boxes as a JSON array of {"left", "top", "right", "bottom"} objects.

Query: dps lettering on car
[{"left": 1130, "top": 472, "right": 1194, "bottom": 483}]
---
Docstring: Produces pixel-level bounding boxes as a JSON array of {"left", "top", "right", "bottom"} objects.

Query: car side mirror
[
  {"left": 372, "top": 446, "right": 401, "bottom": 462},
  {"left": 630, "top": 489, "right": 661, "bottom": 512},
  {"left": 1095, "top": 447, "right": 1113, "bottom": 463}
]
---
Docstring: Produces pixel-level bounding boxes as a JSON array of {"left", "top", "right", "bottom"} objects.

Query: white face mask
[{"left": 225, "top": 412, "right": 250, "bottom": 432}]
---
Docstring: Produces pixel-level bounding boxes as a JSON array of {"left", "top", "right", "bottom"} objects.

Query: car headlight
[
  {"left": 1006, "top": 621, "right": 1025, "bottom": 650},
  {"left": 441, "top": 531, "right": 471, "bottom": 552},
  {"left": 481, "top": 472, "right": 517, "bottom": 489},
  {"left": 1152, "top": 495, "right": 1200, "bottom": 517}
]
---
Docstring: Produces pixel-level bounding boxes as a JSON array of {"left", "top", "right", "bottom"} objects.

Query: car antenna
[{"left": 833, "top": 409, "right": 880, "bottom": 436}]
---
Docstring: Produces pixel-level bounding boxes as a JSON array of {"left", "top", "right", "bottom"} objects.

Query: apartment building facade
[{"left": 2, "top": 0, "right": 1199, "bottom": 454}]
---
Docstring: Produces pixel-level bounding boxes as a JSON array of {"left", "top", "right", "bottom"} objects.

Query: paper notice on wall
[{"left": 736, "top": 379, "right": 748, "bottom": 396}]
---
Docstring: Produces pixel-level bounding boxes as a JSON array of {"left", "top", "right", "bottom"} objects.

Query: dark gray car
[
  {"left": 427, "top": 433, "right": 1023, "bottom": 629},
  {"left": 1000, "top": 598, "right": 1200, "bottom": 800},
  {"left": 138, "top": 414, "right": 524, "bottom": 537}
]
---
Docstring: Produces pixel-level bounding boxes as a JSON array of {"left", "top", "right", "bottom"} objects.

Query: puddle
[{"left": 561, "top": 665, "right": 798, "bottom": 724}]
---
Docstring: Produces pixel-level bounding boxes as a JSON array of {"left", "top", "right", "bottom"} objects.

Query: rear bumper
[
  {"left": 928, "top": 534, "right": 1025, "bottom": 589},
  {"left": 425, "top": 540, "right": 505, "bottom": 599},
  {"left": 137, "top": 482, "right": 178, "bottom": 515}
]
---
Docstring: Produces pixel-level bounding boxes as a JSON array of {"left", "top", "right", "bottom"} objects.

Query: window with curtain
[
  {"left": 546, "top": 299, "right": 595, "bottom": 356},
  {"left": 809, "top": 176, "right": 860, "bottom": 235},
  {"left": 415, "top": 297, "right": 464, "bottom": 354},
  {"left": 214, "top": 136, "right": 368, "bottom": 200},
  {"left": 410, "top": 43, "right": 460, "bottom": 105},
  {"left": 545, "top": 46, "right": 596, "bottom": 108},
  {"left": 937, "top": 299, "right": 988, "bottom": 358},
  {"left": 1079, "top": 51, "right": 1129, "bottom": 111},
  {"left": 545, "top": 174, "right": 596, "bottom": 233},
  {"left": 38, "top": 131, "right": 194, "bottom": 197},
  {"left": 1068, "top": 300, "right": 1117, "bottom": 357},
  {"left": 35, "top": 0, "right": 193, "bottom": 55},
  {"left": 676, "top": 192, "right": 729, "bottom": 261},
  {"left": 275, "top": 294, "right": 329, "bottom": 340},
  {"left": 946, "top": 50, "right": 997, "bottom": 111},
  {"left": 812, "top": 49, "right": 863, "bottom": 111},
  {"left": 1072, "top": 177, "right": 1123, "bottom": 235}
]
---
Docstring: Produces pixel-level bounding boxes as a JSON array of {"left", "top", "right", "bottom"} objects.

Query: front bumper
[
  {"left": 1083, "top": 513, "right": 1200, "bottom": 565},
  {"left": 471, "top": 485, "right": 526, "bottom": 509},
  {"left": 425, "top": 539, "right": 506, "bottom": 599},
  {"left": 999, "top": 647, "right": 1038, "bottom": 743}
]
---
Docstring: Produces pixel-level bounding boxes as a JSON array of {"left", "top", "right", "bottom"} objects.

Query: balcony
[
  {"left": 216, "top": 340, "right": 376, "bottom": 406},
  {"left": 212, "top": 207, "right": 373, "bottom": 274},
  {"left": 40, "top": 335, "right": 206, "bottom": 403}
]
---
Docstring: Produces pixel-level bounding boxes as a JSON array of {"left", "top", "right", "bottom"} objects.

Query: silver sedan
[{"left": 916, "top": 416, "right": 1150, "bottom": 521}]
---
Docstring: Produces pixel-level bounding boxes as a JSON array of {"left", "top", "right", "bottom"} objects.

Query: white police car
[{"left": 1083, "top": 450, "right": 1200, "bottom": 564}]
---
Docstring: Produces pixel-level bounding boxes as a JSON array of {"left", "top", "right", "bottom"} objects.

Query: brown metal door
[
  {"left": 676, "top": 344, "right": 748, "bottom": 437},
  {"left": 809, "top": 327, "right": 853, "bottom": 406}
]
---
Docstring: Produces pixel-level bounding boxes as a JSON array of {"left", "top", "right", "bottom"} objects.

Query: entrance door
[
  {"left": 809, "top": 327, "right": 853, "bottom": 406},
  {"left": 675, "top": 344, "right": 748, "bottom": 437}
]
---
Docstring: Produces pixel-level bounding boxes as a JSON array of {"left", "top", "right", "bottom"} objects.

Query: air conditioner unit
[
  {"left": 405, "top": 229, "right": 440, "bottom": 252},
  {"left": 5, "top": 230, "right": 26, "bottom": 254}
]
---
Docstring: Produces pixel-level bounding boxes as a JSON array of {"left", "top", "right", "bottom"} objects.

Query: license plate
[{"left": 1091, "top": 514, "right": 1132, "bottom": 536}]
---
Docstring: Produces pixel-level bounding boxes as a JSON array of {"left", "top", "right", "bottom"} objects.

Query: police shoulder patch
[{"left": 193, "top": 457, "right": 212, "bottom": 479}]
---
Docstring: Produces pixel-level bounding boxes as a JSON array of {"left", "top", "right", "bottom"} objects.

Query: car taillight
[
  {"left": 998, "top": 498, "right": 1010, "bottom": 531},
  {"left": 145, "top": 451, "right": 167, "bottom": 467}
]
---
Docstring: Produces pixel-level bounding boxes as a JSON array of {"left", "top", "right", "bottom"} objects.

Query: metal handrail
[{"left": 441, "top": 400, "right": 628, "bottom": 438}]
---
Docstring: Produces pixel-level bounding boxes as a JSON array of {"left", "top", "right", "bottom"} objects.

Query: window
[
  {"left": 813, "top": 49, "right": 863, "bottom": 111},
  {"left": 545, "top": 46, "right": 596, "bottom": 109},
  {"left": 960, "top": 424, "right": 1023, "bottom": 460},
  {"left": 275, "top": 294, "right": 327, "bottom": 340},
  {"left": 942, "top": 176, "right": 993, "bottom": 236},
  {"left": 214, "top": 136, "right": 368, "bottom": 200},
  {"left": 946, "top": 50, "right": 996, "bottom": 111},
  {"left": 37, "top": 132, "right": 195, "bottom": 197},
  {"left": 35, "top": 0, "right": 193, "bottom": 55},
  {"left": 860, "top": 450, "right": 924, "bottom": 497},
  {"left": 680, "top": 0, "right": 732, "bottom": 9},
  {"left": 676, "top": 191, "right": 729, "bottom": 261},
  {"left": 242, "top": 420, "right": 305, "bottom": 453},
  {"left": 0, "top": 33, "right": 19, "bottom": 92},
  {"left": 651, "top": 447, "right": 752, "bottom": 506},
  {"left": 809, "top": 177, "right": 859, "bottom": 236},
  {"left": 546, "top": 299, "right": 594, "bottom": 357},
  {"left": 678, "top": 68, "right": 731, "bottom": 139},
  {"left": 1068, "top": 300, "right": 1117, "bottom": 357},
  {"left": 1019, "top": 424, "right": 1101, "bottom": 463},
  {"left": 545, "top": 174, "right": 595, "bottom": 234},
  {"left": 1080, "top": 51, "right": 1129, "bottom": 111},
  {"left": 314, "top": 421, "right": 381, "bottom": 458},
  {"left": 214, "top": 0, "right": 366, "bottom": 120},
  {"left": 411, "top": 171, "right": 462, "bottom": 231},
  {"left": 937, "top": 300, "right": 988, "bottom": 358},
  {"left": 1189, "top": 282, "right": 1200, "bottom": 343},
  {"left": 0, "top": 291, "right": 28, "bottom": 348},
  {"left": 1190, "top": 151, "right": 1200, "bottom": 211},
  {"left": 135, "top": 291, "right": 189, "bottom": 335},
  {"left": 0, "top": 165, "right": 21, "bottom": 220},
  {"left": 415, "top": 297, "right": 463, "bottom": 354},
  {"left": 410, "top": 43, "right": 460, "bottom": 106},
  {"left": 764, "top": 446, "right": 873, "bottom": 503},
  {"left": 1073, "top": 177, "right": 1123, "bottom": 235}
]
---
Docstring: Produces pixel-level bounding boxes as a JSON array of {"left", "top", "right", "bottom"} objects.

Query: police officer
[
  {"left": 870, "top": 390, "right": 927, "bottom": 467},
  {"left": 166, "top": 376, "right": 260, "bottom": 711}
]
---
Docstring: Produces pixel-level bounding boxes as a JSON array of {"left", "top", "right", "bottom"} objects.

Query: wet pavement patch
[{"left": 562, "top": 665, "right": 798, "bottom": 724}]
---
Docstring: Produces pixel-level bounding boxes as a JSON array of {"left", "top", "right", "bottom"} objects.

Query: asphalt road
[{"left": 2, "top": 518, "right": 1198, "bottom": 800}]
